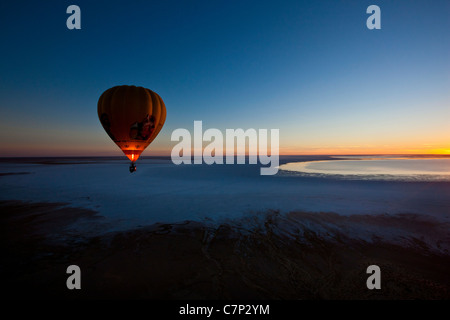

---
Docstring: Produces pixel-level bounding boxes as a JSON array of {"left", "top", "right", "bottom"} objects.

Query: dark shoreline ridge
[{"left": 1, "top": 200, "right": 449, "bottom": 299}]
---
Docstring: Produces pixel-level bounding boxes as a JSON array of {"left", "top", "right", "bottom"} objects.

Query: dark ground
[{"left": 1, "top": 200, "right": 449, "bottom": 299}]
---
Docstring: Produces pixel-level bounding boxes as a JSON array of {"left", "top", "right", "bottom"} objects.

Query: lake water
[
  {"left": 279, "top": 157, "right": 450, "bottom": 181},
  {"left": 1, "top": 157, "right": 450, "bottom": 232}
]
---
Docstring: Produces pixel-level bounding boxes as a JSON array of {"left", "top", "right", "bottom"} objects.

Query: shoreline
[
  {"left": 1, "top": 200, "right": 449, "bottom": 299},
  {"left": 279, "top": 156, "right": 450, "bottom": 181}
]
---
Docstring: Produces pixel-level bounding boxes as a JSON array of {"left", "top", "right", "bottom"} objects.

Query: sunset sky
[{"left": 0, "top": 0, "right": 449, "bottom": 156}]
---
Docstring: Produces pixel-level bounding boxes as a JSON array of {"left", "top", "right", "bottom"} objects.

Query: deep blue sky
[{"left": 0, "top": 0, "right": 449, "bottom": 156}]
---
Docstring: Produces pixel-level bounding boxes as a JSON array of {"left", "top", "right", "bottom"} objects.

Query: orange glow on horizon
[
  {"left": 428, "top": 149, "right": 450, "bottom": 155},
  {"left": 2, "top": 144, "right": 450, "bottom": 157},
  {"left": 278, "top": 145, "right": 450, "bottom": 156}
]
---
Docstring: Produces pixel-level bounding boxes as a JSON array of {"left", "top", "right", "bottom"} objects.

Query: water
[
  {"left": 1, "top": 156, "right": 450, "bottom": 233},
  {"left": 279, "top": 156, "right": 450, "bottom": 181}
]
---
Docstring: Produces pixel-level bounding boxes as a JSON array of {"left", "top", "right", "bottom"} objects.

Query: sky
[{"left": 0, "top": 0, "right": 449, "bottom": 156}]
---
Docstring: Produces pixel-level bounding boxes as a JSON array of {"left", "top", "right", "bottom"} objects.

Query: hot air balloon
[{"left": 98, "top": 85, "right": 167, "bottom": 172}]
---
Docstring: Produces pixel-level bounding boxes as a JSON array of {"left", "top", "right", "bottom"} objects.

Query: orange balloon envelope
[{"left": 98, "top": 85, "right": 166, "bottom": 169}]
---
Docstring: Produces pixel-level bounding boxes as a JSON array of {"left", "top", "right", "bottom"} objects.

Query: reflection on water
[{"left": 279, "top": 156, "right": 450, "bottom": 181}]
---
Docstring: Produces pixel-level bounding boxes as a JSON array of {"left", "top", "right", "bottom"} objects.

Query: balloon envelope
[{"left": 98, "top": 85, "right": 166, "bottom": 162}]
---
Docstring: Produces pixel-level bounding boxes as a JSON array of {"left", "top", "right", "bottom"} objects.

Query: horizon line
[{"left": 1, "top": 153, "right": 450, "bottom": 159}]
